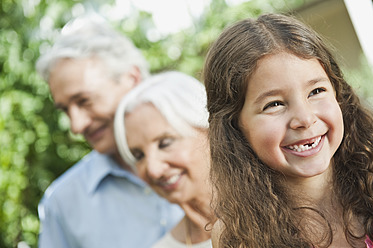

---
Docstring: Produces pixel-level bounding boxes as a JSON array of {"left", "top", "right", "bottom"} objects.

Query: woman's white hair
[
  {"left": 114, "top": 71, "right": 209, "bottom": 171},
  {"left": 36, "top": 14, "right": 149, "bottom": 82}
]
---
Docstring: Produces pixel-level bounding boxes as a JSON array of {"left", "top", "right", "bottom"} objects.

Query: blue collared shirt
[{"left": 38, "top": 151, "right": 184, "bottom": 248}]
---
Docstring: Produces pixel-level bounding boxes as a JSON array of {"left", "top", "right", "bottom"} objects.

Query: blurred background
[{"left": 1, "top": 0, "right": 372, "bottom": 247}]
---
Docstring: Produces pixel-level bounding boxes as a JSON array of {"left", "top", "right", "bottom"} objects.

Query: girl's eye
[
  {"left": 309, "top": 88, "right": 326, "bottom": 97},
  {"left": 159, "top": 137, "right": 174, "bottom": 149},
  {"left": 131, "top": 149, "right": 144, "bottom": 161},
  {"left": 263, "top": 101, "right": 283, "bottom": 111}
]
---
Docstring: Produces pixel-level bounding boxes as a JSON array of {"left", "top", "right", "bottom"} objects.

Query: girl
[
  {"left": 114, "top": 71, "right": 214, "bottom": 247},
  {"left": 203, "top": 13, "right": 373, "bottom": 247}
]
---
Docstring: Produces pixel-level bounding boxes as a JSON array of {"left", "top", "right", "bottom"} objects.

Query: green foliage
[
  {"left": 1, "top": 0, "right": 372, "bottom": 247},
  {"left": 0, "top": 1, "right": 90, "bottom": 247}
]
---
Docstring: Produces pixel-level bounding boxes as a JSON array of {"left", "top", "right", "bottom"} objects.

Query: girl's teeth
[{"left": 287, "top": 136, "right": 321, "bottom": 152}]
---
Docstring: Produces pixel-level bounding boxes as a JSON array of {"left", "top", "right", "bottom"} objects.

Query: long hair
[{"left": 203, "top": 13, "right": 373, "bottom": 247}]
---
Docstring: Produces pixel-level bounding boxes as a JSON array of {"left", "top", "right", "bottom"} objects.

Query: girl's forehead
[{"left": 246, "top": 53, "right": 330, "bottom": 96}]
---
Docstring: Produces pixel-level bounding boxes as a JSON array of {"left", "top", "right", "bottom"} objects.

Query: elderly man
[{"left": 36, "top": 16, "right": 183, "bottom": 248}]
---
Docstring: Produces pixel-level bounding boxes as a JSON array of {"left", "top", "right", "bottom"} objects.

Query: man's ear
[{"left": 119, "top": 66, "right": 142, "bottom": 87}]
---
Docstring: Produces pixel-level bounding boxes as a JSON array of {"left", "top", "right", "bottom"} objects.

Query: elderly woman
[{"left": 114, "top": 71, "right": 213, "bottom": 247}]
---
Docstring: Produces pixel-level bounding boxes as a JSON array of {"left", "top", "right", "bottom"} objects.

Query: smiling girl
[{"left": 204, "top": 13, "right": 373, "bottom": 248}]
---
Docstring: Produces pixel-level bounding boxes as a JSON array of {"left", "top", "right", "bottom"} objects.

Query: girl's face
[
  {"left": 125, "top": 103, "right": 210, "bottom": 204},
  {"left": 239, "top": 52, "right": 344, "bottom": 180}
]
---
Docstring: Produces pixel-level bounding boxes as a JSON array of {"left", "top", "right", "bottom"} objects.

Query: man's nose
[{"left": 68, "top": 106, "right": 92, "bottom": 135}]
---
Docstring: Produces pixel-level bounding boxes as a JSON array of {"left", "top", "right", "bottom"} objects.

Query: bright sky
[
  {"left": 343, "top": 0, "right": 373, "bottom": 67},
  {"left": 131, "top": 0, "right": 210, "bottom": 34},
  {"left": 104, "top": 0, "right": 247, "bottom": 34},
  {"left": 37, "top": 0, "right": 247, "bottom": 43}
]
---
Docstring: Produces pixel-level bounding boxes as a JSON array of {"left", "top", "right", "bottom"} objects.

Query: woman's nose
[{"left": 144, "top": 156, "right": 168, "bottom": 180}]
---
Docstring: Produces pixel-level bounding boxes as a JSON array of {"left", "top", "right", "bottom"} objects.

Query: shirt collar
[{"left": 86, "top": 150, "right": 147, "bottom": 194}]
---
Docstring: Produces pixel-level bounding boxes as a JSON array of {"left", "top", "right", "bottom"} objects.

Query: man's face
[{"left": 49, "top": 57, "right": 138, "bottom": 155}]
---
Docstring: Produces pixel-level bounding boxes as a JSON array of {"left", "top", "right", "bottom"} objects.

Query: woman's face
[
  {"left": 125, "top": 103, "right": 210, "bottom": 204},
  {"left": 239, "top": 52, "right": 344, "bottom": 182}
]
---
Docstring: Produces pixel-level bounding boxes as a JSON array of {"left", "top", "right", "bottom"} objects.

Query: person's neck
[
  {"left": 175, "top": 193, "right": 214, "bottom": 244},
  {"left": 285, "top": 166, "right": 366, "bottom": 247},
  {"left": 286, "top": 166, "right": 333, "bottom": 206},
  {"left": 172, "top": 214, "right": 212, "bottom": 245}
]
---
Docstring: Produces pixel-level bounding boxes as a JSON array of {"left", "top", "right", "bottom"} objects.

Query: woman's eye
[
  {"left": 263, "top": 101, "right": 283, "bottom": 111},
  {"left": 309, "top": 88, "right": 325, "bottom": 97},
  {"left": 159, "top": 137, "right": 174, "bottom": 149}
]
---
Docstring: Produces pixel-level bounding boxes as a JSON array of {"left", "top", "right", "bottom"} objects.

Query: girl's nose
[{"left": 289, "top": 102, "right": 317, "bottom": 130}]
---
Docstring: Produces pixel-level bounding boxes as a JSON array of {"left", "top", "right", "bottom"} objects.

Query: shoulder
[
  {"left": 152, "top": 233, "right": 180, "bottom": 248},
  {"left": 40, "top": 151, "right": 104, "bottom": 204},
  {"left": 152, "top": 232, "right": 212, "bottom": 248}
]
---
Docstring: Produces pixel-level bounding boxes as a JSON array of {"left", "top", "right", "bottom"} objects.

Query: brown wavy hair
[{"left": 203, "top": 13, "right": 373, "bottom": 247}]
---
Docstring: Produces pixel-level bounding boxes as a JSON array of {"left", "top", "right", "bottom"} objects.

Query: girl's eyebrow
[
  {"left": 307, "top": 77, "right": 330, "bottom": 86},
  {"left": 253, "top": 77, "right": 330, "bottom": 104},
  {"left": 253, "top": 89, "right": 283, "bottom": 105}
]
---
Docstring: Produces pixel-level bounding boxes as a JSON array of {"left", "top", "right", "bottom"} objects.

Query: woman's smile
[
  {"left": 155, "top": 172, "right": 185, "bottom": 191},
  {"left": 125, "top": 103, "right": 210, "bottom": 204}
]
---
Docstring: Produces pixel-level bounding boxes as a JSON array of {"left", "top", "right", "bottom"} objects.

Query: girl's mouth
[{"left": 285, "top": 136, "right": 322, "bottom": 152}]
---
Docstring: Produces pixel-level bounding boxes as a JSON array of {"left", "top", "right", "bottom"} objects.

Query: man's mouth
[
  {"left": 85, "top": 125, "right": 107, "bottom": 142},
  {"left": 285, "top": 136, "right": 322, "bottom": 152}
]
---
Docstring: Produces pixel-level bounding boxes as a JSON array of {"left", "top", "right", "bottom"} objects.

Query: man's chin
[
  {"left": 90, "top": 142, "right": 107, "bottom": 153},
  {"left": 91, "top": 142, "right": 116, "bottom": 155}
]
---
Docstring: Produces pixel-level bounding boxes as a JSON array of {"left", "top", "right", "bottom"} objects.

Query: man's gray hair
[{"left": 36, "top": 15, "right": 149, "bottom": 82}]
